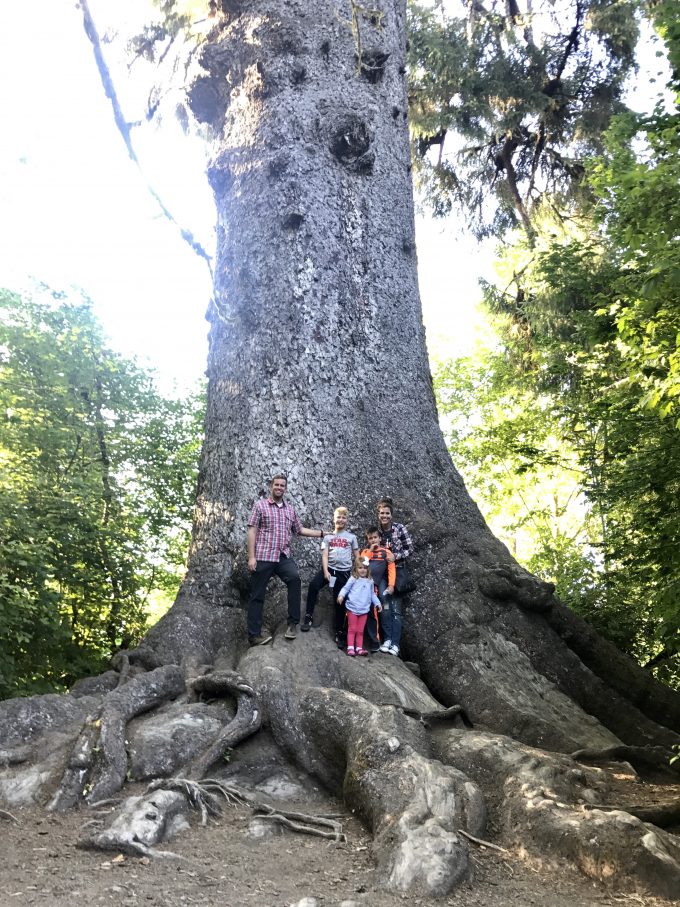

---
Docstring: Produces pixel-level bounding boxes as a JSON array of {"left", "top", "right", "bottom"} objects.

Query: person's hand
[
  {"left": 377, "top": 603, "right": 383, "bottom": 612},
  {"left": 386, "top": 585, "right": 394, "bottom": 596},
  {"left": 248, "top": 557, "right": 257, "bottom": 572},
  {"left": 323, "top": 572, "right": 330, "bottom": 582},
  {"left": 387, "top": 551, "right": 395, "bottom": 562},
  {"left": 337, "top": 596, "right": 344, "bottom": 605}
]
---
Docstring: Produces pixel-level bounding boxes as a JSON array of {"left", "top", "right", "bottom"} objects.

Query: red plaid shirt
[{"left": 248, "top": 497, "right": 303, "bottom": 561}]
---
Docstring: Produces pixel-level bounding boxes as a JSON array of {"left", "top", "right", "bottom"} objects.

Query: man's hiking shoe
[
  {"left": 335, "top": 633, "right": 346, "bottom": 649},
  {"left": 249, "top": 631, "right": 273, "bottom": 647},
  {"left": 379, "top": 639, "right": 392, "bottom": 653},
  {"left": 301, "top": 614, "right": 313, "bottom": 632},
  {"left": 369, "top": 642, "right": 381, "bottom": 653},
  {"left": 284, "top": 623, "right": 297, "bottom": 640}
]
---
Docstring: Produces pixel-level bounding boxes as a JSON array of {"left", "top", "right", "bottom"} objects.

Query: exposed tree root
[
  {"left": 0, "top": 808, "right": 18, "bottom": 823},
  {"left": 436, "top": 729, "right": 680, "bottom": 899},
  {"left": 186, "top": 670, "right": 261, "bottom": 779},
  {"left": 81, "top": 669, "right": 263, "bottom": 852},
  {"left": 49, "top": 665, "right": 185, "bottom": 811},
  {"left": 380, "top": 703, "right": 472, "bottom": 728},
  {"left": 570, "top": 744, "right": 680, "bottom": 776},
  {"left": 79, "top": 787, "right": 190, "bottom": 857},
  {"left": 3, "top": 606, "right": 680, "bottom": 897},
  {"left": 585, "top": 800, "right": 680, "bottom": 828},
  {"left": 147, "top": 777, "right": 250, "bottom": 824},
  {"left": 243, "top": 646, "right": 487, "bottom": 897},
  {"left": 252, "top": 803, "right": 345, "bottom": 841}
]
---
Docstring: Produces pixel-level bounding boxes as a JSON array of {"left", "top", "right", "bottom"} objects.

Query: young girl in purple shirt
[{"left": 337, "top": 559, "right": 382, "bottom": 657}]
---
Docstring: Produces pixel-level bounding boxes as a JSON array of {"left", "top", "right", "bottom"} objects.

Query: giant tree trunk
[{"left": 2, "top": 0, "right": 680, "bottom": 899}]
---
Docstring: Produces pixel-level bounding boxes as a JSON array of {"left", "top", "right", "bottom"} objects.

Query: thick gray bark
[
  {"left": 2, "top": 0, "right": 680, "bottom": 898},
  {"left": 176, "top": 0, "right": 680, "bottom": 753}
]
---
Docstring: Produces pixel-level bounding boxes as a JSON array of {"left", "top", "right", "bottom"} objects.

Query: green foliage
[
  {"left": 433, "top": 3, "right": 680, "bottom": 687},
  {"left": 407, "top": 0, "right": 639, "bottom": 238},
  {"left": 0, "top": 289, "right": 204, "bottom": 698},
  {"left": 434, "top": 337, "right": 605, "bottom": 623},
  {"left": 588, "top": 106, "right": 680, "bottom": 423}
]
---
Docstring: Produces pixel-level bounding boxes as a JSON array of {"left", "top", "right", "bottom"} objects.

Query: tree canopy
[
  {"left": 434, "top": 0, "right": 680, "bottom": 686},
  {"left": 408, "top": 0, "right": 639, "bottom": 238}
]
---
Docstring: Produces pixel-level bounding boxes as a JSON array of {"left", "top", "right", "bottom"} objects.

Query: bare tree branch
[{"left": 78, "top": 0, "right": 213, "bottom": 276}]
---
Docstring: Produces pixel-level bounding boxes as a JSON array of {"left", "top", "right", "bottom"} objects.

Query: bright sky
[
  {"left": 0, "top": 2, "right": 668, "bottom": 394},
  {"left": 0, "top": 0, "right": 493, "bottom": 396}
]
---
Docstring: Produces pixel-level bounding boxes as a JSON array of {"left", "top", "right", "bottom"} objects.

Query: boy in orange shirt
[{"left": 361, "top": 526, "right": 396, "bottom": 653}]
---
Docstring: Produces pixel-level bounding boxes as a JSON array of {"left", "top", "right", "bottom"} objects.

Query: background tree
[
  {"left": 433, "top": 2, "right": 680, "bottom": 685},
  {"left": 0, "top": 288, "right": 202, "bottom": 697},
  {"left": 408, "top": 0, "right": 639, "bottom": 238}
]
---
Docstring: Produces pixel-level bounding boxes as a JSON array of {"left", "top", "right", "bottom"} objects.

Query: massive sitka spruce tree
[{"left": 2, "top": 0, "right": 680, "bottom": 898}]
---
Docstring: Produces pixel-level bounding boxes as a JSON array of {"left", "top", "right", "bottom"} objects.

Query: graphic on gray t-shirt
[{"left": 322, "top": 530, "right": 358, "bottom": 571}]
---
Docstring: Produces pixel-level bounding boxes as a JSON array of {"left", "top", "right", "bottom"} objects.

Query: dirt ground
[{"left": 2, "top": 767, "right": 678, "bottom": 907}]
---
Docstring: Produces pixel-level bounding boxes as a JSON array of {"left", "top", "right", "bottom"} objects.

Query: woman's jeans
[{"left": 379, "top": 580, "right": 402, "bottom": 646}]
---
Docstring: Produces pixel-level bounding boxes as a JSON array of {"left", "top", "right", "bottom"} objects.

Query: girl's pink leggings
[{"left": 346, "top": 611, "right": 368, "bottom": 650}]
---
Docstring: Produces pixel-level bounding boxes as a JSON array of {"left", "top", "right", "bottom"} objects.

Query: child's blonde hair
[
  {"left": 334, "top": 506, "right": 349, "bottom": 519},
  {"left": 352, "top": 557, "right": 370, "bottom": 578}
]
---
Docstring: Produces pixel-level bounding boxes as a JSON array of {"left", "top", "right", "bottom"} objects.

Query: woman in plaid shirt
[{"left": 375, "top": 497, "right": 413, "bottom": 657}]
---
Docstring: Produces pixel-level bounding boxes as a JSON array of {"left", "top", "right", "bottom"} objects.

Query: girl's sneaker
[
  {"left": 346, "top": 646, "right": 356, "bottom": 657},
  {"left": 388, "top": 643, "right": 400, "bottom": 656},
  {"left": 379, "top": 639, "right": 392, "bottom": 653},
  {"left": 356, "top": 648, "right": 369, "bottom": 656}
]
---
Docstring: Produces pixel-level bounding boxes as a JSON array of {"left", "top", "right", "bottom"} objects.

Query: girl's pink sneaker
[
  {"left": 346, "top": 646, "right": 356, "bottom": 657},
  {"left": 356, "top": 648, "right": 368, "bottom": 656}
]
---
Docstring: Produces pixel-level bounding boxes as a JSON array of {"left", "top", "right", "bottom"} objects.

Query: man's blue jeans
[{"left": 247, "top": 554, "right": 301, "bottom": 638}]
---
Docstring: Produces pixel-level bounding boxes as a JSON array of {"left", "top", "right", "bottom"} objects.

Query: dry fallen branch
[
  {"left": 458, "top": 828, "right": 509, "bottom": 854},
  {"left": 0, "top": 808, "right": 18, "bottom": 823}
]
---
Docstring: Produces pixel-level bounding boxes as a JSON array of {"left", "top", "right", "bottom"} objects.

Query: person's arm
[
  {"left": 399, "top": 524, "right": 414, "bottom": 560},
  {"left": 300, "top": 526, "right": 325, "bottom": 539},
  {"left": 337, "top": 576, "right": 353, "bottom": 603},
  {"left": 246, "top": 502, "right": 261, "bottom": 572},
  {"left": 247, "top": 525, "right": 258, "bottom": 572},
  {"left": 386, "top": 551, "right": 396, "bottom": 593},
  {"left": 322, "top": 545, "right": 330, "bottom": 581},
  {"left": 372, "top": 588, "right": 382, "bottom": 611}
]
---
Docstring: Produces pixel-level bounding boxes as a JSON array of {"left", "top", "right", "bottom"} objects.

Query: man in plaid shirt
[{"left": 246, "top": 474, "right": 324, "bottom": 646}]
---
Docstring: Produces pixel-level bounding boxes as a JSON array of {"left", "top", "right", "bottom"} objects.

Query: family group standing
[{"left": 245, "top": 476, "right": 413, "bottom": 656}]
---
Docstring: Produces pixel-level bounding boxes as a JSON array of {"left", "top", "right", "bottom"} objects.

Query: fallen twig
[
  {"left": 0, "top": 808, "right": 18, "bottom": 823},
  {"left": 87, "top": 798, "right": 121, "bottom": 810},
  {"left": 458, "top": 828, "right": 509, "bottom": 854}
]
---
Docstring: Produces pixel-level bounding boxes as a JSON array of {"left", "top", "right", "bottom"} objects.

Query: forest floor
[{"left": 2, "top": 731, "right": 678, "bottom": 907}]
